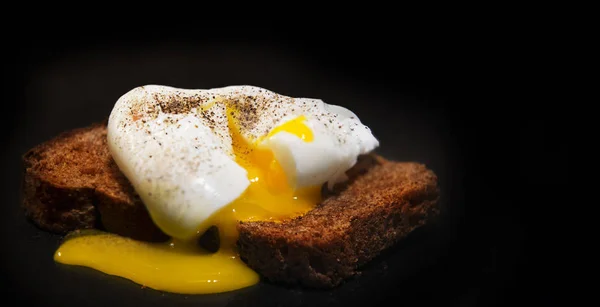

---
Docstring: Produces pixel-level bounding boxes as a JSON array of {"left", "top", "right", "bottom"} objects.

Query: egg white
[{"left": 108, "top": 85, "right": 378, "bottom": 239}]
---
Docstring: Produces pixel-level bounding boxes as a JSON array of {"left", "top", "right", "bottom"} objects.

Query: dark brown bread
[
  {"left": 237, "top": 157, "right": 439, "bottom": 287},
  {"left": 21, "top": 124, "right": 439, "bottom": 288},
  {"left": 22, "top": 122, "right": 168, "bottom": 241}
]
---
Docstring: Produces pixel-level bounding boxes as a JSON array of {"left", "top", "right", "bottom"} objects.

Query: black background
[{"left": 1, "top": 26, "right": 565, "bottom": 306}]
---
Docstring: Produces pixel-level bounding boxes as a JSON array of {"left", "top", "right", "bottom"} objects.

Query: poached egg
[{"left": 54, "top": 85, "right": 379, "bottom": 294}]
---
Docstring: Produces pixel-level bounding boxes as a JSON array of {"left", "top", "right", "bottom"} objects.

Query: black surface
[{"left": 1, "top": 33, "right": 551, "bottom": 306}]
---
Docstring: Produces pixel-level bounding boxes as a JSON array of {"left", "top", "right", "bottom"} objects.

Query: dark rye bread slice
[
  {"left": 237, "top": 157, "right": 439, "bottom": 288},
  {"left": 21, "top": 122, "right": 168, "bottom": 242},
  {"left": 21, "top": 123, "right": 440, "bottom": 288}
]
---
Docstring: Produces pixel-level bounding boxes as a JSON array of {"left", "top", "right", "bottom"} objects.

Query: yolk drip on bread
[{"left": 54, "top": 112, "right": 320, "bottom": 294}]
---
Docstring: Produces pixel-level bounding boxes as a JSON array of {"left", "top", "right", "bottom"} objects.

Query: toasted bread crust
[{"left": 21, "top": 124, "right": 439, "bottom": 288}]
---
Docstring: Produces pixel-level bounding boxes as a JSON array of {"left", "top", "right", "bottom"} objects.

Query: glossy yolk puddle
[{"left": 54, "top": 109, "right": 321, "bottom": 294}]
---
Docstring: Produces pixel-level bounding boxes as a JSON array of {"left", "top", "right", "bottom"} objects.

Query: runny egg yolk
[{"left": 54, "top": 112, "right": 321, "bottom": 294}]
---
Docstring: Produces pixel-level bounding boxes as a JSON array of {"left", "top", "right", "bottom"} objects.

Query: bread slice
[
  {"left": 21, "top": 123, "right": 439, "bottom": 288},
  {"left": 21, "top": 122, "right": 168, "bottom": 242},
  {"left": 238, "top": 157, "right": 439, "bottom": 287}
]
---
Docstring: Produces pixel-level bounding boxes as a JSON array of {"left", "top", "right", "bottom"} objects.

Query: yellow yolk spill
[{"left": 54, "top": 111, "right": 320, "bottom": 294}]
